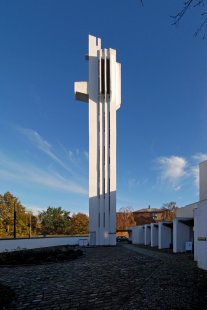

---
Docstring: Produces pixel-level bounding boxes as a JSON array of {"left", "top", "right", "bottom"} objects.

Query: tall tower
[{"left": 74, "top": 35, "right": 121, "bottom": 246}]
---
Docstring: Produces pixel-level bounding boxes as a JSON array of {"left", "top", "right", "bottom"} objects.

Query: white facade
[
  {"left": 144, "top": 224, "right": 151, "bottom": 245},
  {"left": 199, "top": 160, "right": 207, "bottom": 201},
  {"left": 151, "top": 223, "right": 159, "bottom": 247},
  {"left": 176, "top": 203, "right": 195, "bottom": 218},
  {"left": 158, "top": 222, "right": 173, "bottom": 249},
  {"left": 173, "top": 218, "right": 194, "bottom": 253},
  {"left": 75, "top": 35, "right": 121, "bottom": 246},
  {"left": 129, "top": 226, "right": 145, "bottom": 244},
  {"left": 172, "top": 203, "right": 195, "bottom": 253},
  {"left": 194, "top": 199, "right": 207, "bottom": 269},
  {"left": 194, "top": 160, "right": 207, "bottom": 269}
]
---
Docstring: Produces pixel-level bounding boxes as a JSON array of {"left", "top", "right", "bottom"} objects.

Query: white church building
[{"left": 75, "top": 35, "right": 121, "bottom": 246}]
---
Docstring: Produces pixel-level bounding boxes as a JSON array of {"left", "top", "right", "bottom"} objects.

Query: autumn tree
[
  {"left": 117, "top": 207, "right": 136, "bottom": 231},
  {"left": 30, "top": 214, "right": 38, "bottom": 233},
  {"left": 0, "top": 192, "right": 24, "bottom": 236},
  {"left": 0, "top": 192, "right": 37, "bottom": 237},
  {"left": 39, "top": 207, "right": 71, "bottom": 235},
  {"left": 69, "top": 213, "right": 89, "bottom": 235},
  {"left": 161, "top": 201, "right": 177, "bottom": 222},
  {"left": 0, "top": 192, "right": 15, "bottom": 235}
]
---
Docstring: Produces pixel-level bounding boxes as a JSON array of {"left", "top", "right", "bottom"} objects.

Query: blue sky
[{"left": 0, "top": 0, "right": 207, "bottom": 214}]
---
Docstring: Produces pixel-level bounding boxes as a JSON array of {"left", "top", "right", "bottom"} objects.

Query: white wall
[
  {"left": 144, "top": 225, "right": 151, "bottom": 245},
  {"left": 199, "top": 161, "right": 207, "bottom": 201},
  {"left": 129, "top": 226, "right": 145, "bottom": 244},
  {"left": 151, "top": 223, "right": 159, "bottom": 247},
  {"left": 158, "top": 222, "right": 172, "bottom": 249},
  {"left": 173, "top": 218, "right": 193, "bottom": 253},
  {"left": 0, "top": 236, "right": 89, "bottom": 252},
  {"left": 129, "top": 226, "right": 137, "bottom": 244},
  {"left": 128, "top": 229, "right": 132, "bottom": 242},
  {"left": 137, "top": 226, "right": 145, "bottom": 244},
  {"left": 194, "top": 199, "right": 207, "bottom": 270},
  {"left": 176, "top": 203, "right": 196, "bottom": 218}
]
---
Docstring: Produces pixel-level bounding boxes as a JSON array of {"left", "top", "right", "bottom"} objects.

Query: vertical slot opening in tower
[
  {"left": 101, "top": 58, "right": 105, "bottom": 94},
  {"left": 107, "top": 59, "right": 110, "bottom": 94}
]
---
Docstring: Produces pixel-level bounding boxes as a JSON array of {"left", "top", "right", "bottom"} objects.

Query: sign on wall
[{"left": 185, "top": 241, "right": 193, "bottom": 251}]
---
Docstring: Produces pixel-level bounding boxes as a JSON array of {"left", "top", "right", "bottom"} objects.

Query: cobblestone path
[{"left": 0, "top": 244, "right": 207, "bottom": 309}]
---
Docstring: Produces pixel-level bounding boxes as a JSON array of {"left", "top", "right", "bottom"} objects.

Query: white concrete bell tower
[{"left": 74, "top": 35, "right": 121, "bottom": 245}]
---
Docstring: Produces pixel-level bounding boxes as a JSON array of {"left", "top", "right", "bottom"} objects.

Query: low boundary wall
[{"left": 0, "top": 236, "right": 89, "bottom": 252}]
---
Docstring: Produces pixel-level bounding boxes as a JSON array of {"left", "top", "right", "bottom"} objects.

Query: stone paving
[{"left": 0, "top": 243, "right": 207, "bottom": 309}]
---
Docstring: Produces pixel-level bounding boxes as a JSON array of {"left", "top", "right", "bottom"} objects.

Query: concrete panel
[
  {"left": 158, "top": 222, "right": 173, "bottom": 249},
  {"left": 194, "top": 199, "right": 207, "bottom": 270},
  {"left": 199, "top": 161, "right": 207, "bottom": 201},
  {"left": 129, "top": 226, "right": 145, "bottom": 244},
  {"left": 137, "top": 226, "right": 145, "bottom": 244},
  {"left": 144, "top": 224, "right": 151, "bottom": 245},
  {"left": 74, "top": 81, "right": 88, "bottom": 102},
  {"left": 176, "top": 203, "right": 196, "bottom": 218},
  {"left": 151, "top": 223, "right": 159, "bottom": 247}
]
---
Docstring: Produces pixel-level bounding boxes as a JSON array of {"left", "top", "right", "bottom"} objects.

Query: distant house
[
  {"left": 132, "top": 208, "right": 165, "bottom": 226},
  {"left": 116, "top": 207, "right": 169, "bottom": 236}
]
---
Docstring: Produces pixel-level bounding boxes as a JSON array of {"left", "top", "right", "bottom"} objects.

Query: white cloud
[
  {"left": 68, "top": 150, "right": 73, "bottom": 159},
  {"left": 128, "top": 178, "right": 140, "bottom": 189},
  {"left": 156, "top": 153, "right": 207, "bottom": 192},
  {"left": 189, "top": 153, "right": 207, "bottom": 190},
  {"left": 157, "top": 155, "right": 187, "bottom": 190},
  {"left": 67, "top": 149, "right": 88, "bottom": 162},
  {"left": 190, "top": 153, "right": 207, "bottom": 189},
  {"left": 0, "top": 153, "right": 87, "bottom": 195},
  {"left": 67, "top": 149, "right": 80, "bottom": 163},
  {"left": 83, "top": 151, "right": 89, "bottom": 160},
  {"left": 127, "top": 177, "right": 148, "bottom": 190},
  {"left": 117, "top": 195, "right": 139, "bottom": 211},
  {"left": 17, "top": 127, "right": 87, "bottom": 180},
  {"left": 18, "top": 127, "right": 62, "bottom": 163},
  {"left": 25, "top": 204, "right": 47, "bottom": 215},
  {"left": 192, "top": 153, "right": 207, "bottom": 163}
]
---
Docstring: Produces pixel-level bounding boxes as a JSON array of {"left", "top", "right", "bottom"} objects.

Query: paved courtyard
[{"left": 1, "top": 243, "right": 207, "bottom": 309}]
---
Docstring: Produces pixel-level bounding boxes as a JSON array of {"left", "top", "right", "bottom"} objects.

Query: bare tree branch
[
  {"left": 171, "top": 0, "right": 194, "bottom": 25},
  {"left": 140, "top": 0, "right": 207, "bottom": 39},
  {"left": 171, "top": 0, "right": 207, "bottom": 38},
  {"left": 195, "top": 12, "right": 207, "bottom": 38}
]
